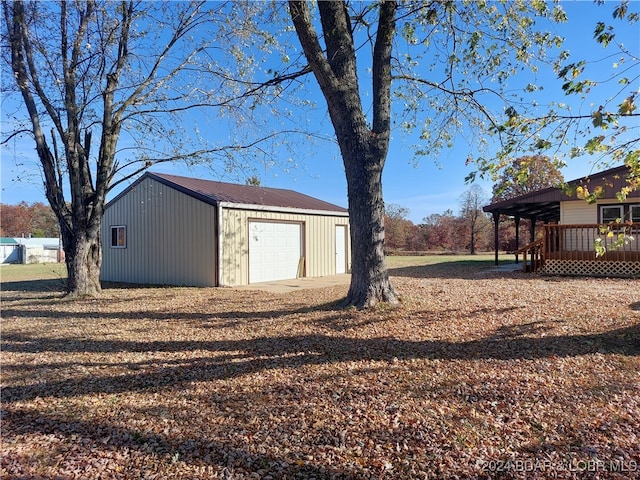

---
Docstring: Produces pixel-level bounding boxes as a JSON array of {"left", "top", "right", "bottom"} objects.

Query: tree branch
[
  {"left": 107, "top": 129, "right": 318, "bottom": 192},
  {"left": 372, "top": 1, "right": 396, "bottom": 138},
  {"left": 288, "top": 1, "right": 337, "bottom": 95}
]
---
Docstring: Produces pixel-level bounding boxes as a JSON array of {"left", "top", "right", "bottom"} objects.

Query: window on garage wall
[{"left": 110, "top": 225, "right": 127, "bottom": 248}]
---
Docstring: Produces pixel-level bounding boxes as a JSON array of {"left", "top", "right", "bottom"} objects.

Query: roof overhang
[
  {"left": 483, "top": 164, "right": 638, "bottom": 222},
  {"left": 484, "top": 201, "right": 560, "bottom": 222},
  {"left": 483, "top": 185, "right": 564, "bottom": 222}
]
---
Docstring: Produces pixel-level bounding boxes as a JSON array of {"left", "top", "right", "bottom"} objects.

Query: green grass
[
  {"left": 0, "top": 256, "right": 506, "bottom": 285},
  {"left": 385, "top": 253, "right": 503, "bottom": 269},
  {"left": 0, "top": 263, "right": 67, "bottom": 283},
  {"left": 384, "top": 253, "right": 513, "bottom": 279}
]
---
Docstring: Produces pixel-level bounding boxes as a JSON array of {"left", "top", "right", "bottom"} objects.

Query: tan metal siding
[
  {"left": 221, "top": 208, "right": 350, "bottom": 286},
  {"left": 101, "top": 177, "right": 217, "bottom": 286},
  {"left": 560, "top": 202, "right": 596, "bottom": 251},
  {"left": 560, "top": 201, "right": 596, "bottom": 225}
]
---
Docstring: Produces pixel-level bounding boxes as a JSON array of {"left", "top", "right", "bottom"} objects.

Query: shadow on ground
[
  {"left": 3, "top": 274, "right": 638, "bottom": 478},
  {"left": 388, "top": 260, "right": 518, "bottom": 279},
  {"left": 3, "top": 322, "right": 638, "bottom": 404},
  {"left": 0, "top": 278, "right": 67, "bottom": 292}
]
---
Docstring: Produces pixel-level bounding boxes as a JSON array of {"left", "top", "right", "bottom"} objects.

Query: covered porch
[
  {"left": 483, "top": 165, "right": 640, "bottom": 278},
  {"left": 483, "top": 185, "right": 561, "bottom": 269},
  {"left": 510, "top": 223, "right": 640, "bottom": 277}
]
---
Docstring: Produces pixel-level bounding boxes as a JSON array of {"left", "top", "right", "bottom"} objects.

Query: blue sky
[{"left": 1, "top": 1, "right": 638, "bottom": 224}]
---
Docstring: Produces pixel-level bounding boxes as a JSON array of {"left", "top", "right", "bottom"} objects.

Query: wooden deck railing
[
  {"left": 543, "top": 223, "right": 640, "bottom": 262},
  {"left": 509, "top": 223, "right": 640, "bottom": 274},
  {"left": 512, "top": 238, "right": 544, "bottom": 273}
]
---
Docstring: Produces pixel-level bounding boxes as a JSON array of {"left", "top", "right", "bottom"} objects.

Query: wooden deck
[{"left": 513, "top": 223, "right": 640, "bottom": 277}]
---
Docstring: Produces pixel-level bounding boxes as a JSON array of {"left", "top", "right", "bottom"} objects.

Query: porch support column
[
  {"left": 492, "top": 212, "right": 500, "bottom": 266},
  {"left": 514, "top": 216, "right": 521, "bottom": 264},
  {"left": 530, "top": 216, "right": 537, "bottom": 243}
]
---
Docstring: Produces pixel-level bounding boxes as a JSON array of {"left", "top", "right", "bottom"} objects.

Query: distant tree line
[
  {"left": 385, "top": 198, "right": 539, "bottom": 255},
  {"left": 384, "top": 188, "right": 495, "bottom": 255},
  {"left": 386, "top": 155, "right": 564, "bottom": 254},
  {"left": 1, "top": 202, "right": 59, "bottom": 238}
]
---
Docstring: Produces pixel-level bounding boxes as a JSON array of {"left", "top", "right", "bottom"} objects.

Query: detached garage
[{"left": 100, "top": 172, "right": 350, "bottom": 287}]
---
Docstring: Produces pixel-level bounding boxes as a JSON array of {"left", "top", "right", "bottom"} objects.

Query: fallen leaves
[{"left": 1, "top": 266, "right": 639, "bottom": 479}]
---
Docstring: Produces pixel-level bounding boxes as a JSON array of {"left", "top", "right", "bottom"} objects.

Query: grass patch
[
  {"left": 386, "top": 253, "right": 502, "bottom": 269},
  {"left": 0, "top": 263, "right": 67, "bottom": 282},
  {"left": 386, "top": 253, "right": 512, "bottom": 280}
]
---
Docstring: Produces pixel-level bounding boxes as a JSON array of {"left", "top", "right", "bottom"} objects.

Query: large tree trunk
[
  {"left": 5, "top": 0, "right": 115, "bottom": 298},
  {"left": 63, "top": 228, "right": 102, "bottom": 297},
  {"left": 343, "top": 149, "right": 397, "bottom": 308},
  {"left": 289, "top": 0, "right": 399, "bottom": 308}
]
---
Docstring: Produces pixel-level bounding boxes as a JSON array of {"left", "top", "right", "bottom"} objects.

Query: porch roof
[
  {"left": 482, "top": 164, "right": 637, "bottom": 222},
  {"left": 482, "top": 187, "right": 563, "bottom": 222}
]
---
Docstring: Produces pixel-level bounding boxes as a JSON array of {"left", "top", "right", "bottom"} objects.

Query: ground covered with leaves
[{"left": 1, "top": 263, "right": 639, "bottom": 479}]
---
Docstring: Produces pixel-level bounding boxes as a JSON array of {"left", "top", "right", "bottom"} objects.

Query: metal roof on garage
[
  {"left": 107, "top": 172, "right": 348, "bottom": 214},
  {"left": 483, "top": 164, "right": 638, "bottom": 221}
]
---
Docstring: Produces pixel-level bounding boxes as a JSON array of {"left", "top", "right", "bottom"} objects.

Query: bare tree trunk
[
  {"left": 63, "top": 229, "right": 102, "bottom": 296},
  {"left": 289, "top": 0, "right": 399, "bottom": 308},
  {"left": 343, "top": 149, "right": 397, "bottom": 308},
  {"left": 4, "top": 0, "right": 115, "bottom": 297},
  {"left": 470, "top": 224, "right": 476, "bottom": 255}
]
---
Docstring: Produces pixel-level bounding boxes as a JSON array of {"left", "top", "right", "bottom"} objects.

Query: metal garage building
[{"left": 100, "top": 172, "right": 350, "bottom": 287}]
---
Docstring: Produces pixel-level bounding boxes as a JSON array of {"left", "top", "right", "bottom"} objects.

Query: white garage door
[{"left": 249, "top": 221, "right": 302, "bottom": 283}]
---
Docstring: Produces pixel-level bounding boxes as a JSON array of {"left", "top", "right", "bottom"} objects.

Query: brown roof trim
[
  {"left": 483, "top": 164, "right": 638, "bottom": 219},
  {"left": 106, "top": 171, "right": 348, "bottom": 214}
]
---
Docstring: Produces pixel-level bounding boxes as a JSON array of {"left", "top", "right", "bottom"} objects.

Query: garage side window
[{"left": 110, "top": 225, "right": 127, "bottom": 248}]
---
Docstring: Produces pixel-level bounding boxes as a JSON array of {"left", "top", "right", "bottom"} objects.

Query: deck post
[
  {"left": 492, "top": 212, "right": 500, "bottom": 266},
  {"left": 530, "top": 216, "right": 537, "bottom": 243},
  {"left": 514, "top": 216, "right": 520, "bottom": 264}
]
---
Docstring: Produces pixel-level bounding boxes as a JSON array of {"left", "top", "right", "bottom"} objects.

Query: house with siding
[
  {"left": 100, "top": 172, "right": 350, "bottom": 287},
  {"left": 483, "top": 164, "right": 640, "bottom": 277}
]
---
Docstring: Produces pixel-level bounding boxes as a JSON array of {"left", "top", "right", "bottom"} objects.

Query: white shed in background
[{"left": 1, "top": 237, "right": 63, "bottom": 264}]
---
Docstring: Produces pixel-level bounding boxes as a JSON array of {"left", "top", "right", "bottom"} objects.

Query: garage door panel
[{"left": 249, "top": 222, "right": 301, "bottom": 283}]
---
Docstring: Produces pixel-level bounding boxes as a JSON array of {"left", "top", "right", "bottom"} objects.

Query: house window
[
  {"left": 631, "top": 205, "right": 640, "bottom": 223},
  {"left": 600, "top": 205, "right": 623, "bottom": 224},
  {"left": 110, "top": 225, "right": 126, "bottom": 248}
]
